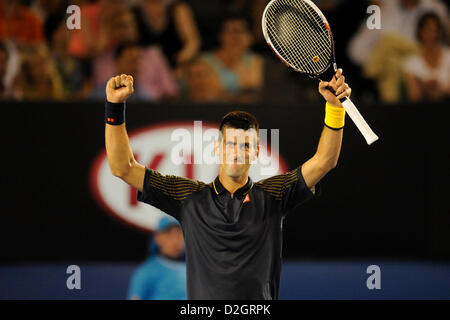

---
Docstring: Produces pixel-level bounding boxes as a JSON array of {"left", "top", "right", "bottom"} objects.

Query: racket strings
[
  {"left": 286, "top": 0, "right": 332, "bottom": 56},
  {"left": 270, "top": 1, "right": 330, "bottom": 72},
  {"left": 264, "top": 6, "right": 307, "bottom": 70},
  {"left": 266, "top": 1, "right": 329, "bottom": 73},
  {"left": 267, "top": 13, "right": 312, "bottom": 71},
  {"left": 295, "top": 0, "right": 333, "bottom": 58},
  {"left": 265, "top": 5, "right": 314, "bottom": 71},
  {"left": 267, "top": 12, "right": 323, "bottom": 73},
  {"left": 273, "top": 9, "right": 320, "bottom": 72},
  {"left": 263, "top": 0, "right": 333, "bottom": 75},
  {"left": 280, "top": 5, "right": 330, "bottom": 70}
]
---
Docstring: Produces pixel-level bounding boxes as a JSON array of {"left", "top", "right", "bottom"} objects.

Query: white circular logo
[{"left": 90, "top": 121, "right": 288, "bottom": 231}]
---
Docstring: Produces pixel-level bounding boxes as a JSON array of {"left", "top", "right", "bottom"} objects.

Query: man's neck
[{"left": 218, "top": 171, "right": 249, "bottom": 195}]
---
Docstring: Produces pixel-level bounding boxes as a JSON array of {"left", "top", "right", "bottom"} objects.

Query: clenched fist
[
  {"left": 106, "top": 74, "right": 134, "bottom": 103},
  {"left": 318, "top": 68, "right": 351, "bottom": 107}
]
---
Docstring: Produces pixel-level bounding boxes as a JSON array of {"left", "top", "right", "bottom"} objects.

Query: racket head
[{"left": 262, "top": 0, "right": 336, "bottom": 78}]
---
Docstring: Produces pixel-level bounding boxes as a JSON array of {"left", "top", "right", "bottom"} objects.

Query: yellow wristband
[{"left": 324, "top": 102, "right": 345, "bottom": 130}]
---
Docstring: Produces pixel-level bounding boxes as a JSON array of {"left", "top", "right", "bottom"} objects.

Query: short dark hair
[
  {"left": 219, "top": 111, "right": 259, "bottom": 137},
  {"left": 416, "top": 12, "right": 446, "bottom": 43}
]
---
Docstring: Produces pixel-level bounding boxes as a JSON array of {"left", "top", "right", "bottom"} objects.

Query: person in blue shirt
[{"left": 127, "top": 215, "right": 186, "bottom": 300}]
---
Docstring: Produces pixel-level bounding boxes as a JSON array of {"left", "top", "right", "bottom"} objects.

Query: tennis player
[{"left": 105, "top": 69, "right": 350, "bottom": 299}]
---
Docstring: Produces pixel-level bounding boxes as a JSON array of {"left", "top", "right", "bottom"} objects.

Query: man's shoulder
[
  {"left": 254, "top": 168, "right": 300, "bottom": 185},
  {"left": 254, "top": 169, "right": 301, "bottom": 199},
  {"left": 145, "top": 168, "right": 209, "bottom": 192}
]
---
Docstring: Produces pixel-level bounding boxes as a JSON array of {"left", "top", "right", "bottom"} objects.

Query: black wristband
[
  {"left": 105, "top": 101, "right": 126, "bottom": 125},
  {"left": 324, "top": 123, "right": 344, "bottom": 131}
]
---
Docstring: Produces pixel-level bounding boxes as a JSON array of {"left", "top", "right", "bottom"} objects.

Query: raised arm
[
  {"left": 301, "top": 68, "right": 351, "bottom": 189},
  {"left": 105, "top": 74, "right": 145, "bottom": 191}
]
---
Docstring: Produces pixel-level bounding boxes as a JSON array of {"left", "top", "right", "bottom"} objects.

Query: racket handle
[{"left": 341, "top": 98, "right": 379, "bottom": 145}]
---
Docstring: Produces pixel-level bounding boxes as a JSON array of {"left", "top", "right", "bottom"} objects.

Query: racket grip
[{"left": 341, "top": 98, "right": 379, "bottom": 145}]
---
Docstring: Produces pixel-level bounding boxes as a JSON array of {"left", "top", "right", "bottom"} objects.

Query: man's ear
[{"left": 251, "top": 143, "right": 260, "bottom": 161}]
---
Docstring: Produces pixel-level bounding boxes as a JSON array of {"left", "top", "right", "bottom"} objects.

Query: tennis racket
[{"left": 262, "top": 0, "right": 379, "bottom": 145}]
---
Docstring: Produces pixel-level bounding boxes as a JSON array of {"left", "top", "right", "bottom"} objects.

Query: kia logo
[{"left": 90, "top": 121, "right": 288, "bottom": 231}]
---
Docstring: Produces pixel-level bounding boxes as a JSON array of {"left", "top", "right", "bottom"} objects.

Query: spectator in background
[
  {"left": 92, "top": 10, "right": 142, "bottom": 89},
  {"left": 349, "top": 0, "right": 448, "bottom": 65},
  {"left": 48, "top": 16, "right": 89, "bottom": 99},
  {"left": 180, "top": 56, "right": 226, "bottom": 102},
  {"left": 92, "top": 10, "right": 178, "bottom": 101},
  {"left": 68, "top": 0, "right": 128, "bottom": 59},
  {"left": 230, "top": 0, "right": 277, "bottom": 52},
  {"left": 127, "top": 215, "right": 186, "bottom": 300},
  {"left": 14, "top": 45, "right": 64, "bottom": 100},
  {"left": 200, "top": 13, "right": 264, "bottom": 103},
  {"left": 0, "top": 0, "right": 44, "bottom": 47},
  {"left": 403, "top": 12, "right": 450, "bottom": 102},
  {"left": 0, "top": 41, "right": 9, "bottom": 98},
  {"left": 30, "top": 0, "right": 67, "bottom": 27},
  {"left": 91, "top": 43, "right": 153, "bottom": 101},
  {"left": 0, "top": 41, "right": 20, "bottom": 100},
  {"left": 348, "top": 0, "right": 448, "bottom": 103},
  {"left": 132, "top": 0, "right": 201, "bottom": 69}
]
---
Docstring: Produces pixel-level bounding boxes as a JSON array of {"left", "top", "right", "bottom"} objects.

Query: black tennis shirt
[{"left": 137, "top": 166, "right": 320, "bottom": 299}]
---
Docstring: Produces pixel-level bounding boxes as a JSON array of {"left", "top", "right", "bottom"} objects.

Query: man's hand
[
  {"left": 106, "top": 74, "right": 134, "bottom": 103},
  {"left": 318, "top": 68, "right": 351, "bottom": 107}
]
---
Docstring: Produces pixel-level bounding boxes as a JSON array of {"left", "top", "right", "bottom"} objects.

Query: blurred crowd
[{"left": 0, "top": 0, "right": 448, "bottom": 104}]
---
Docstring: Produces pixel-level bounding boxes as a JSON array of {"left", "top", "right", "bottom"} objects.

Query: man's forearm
[
  {"left": 104, "top": 75, "right": 146, "bottom": 191},
  {"left": 301, "top": 125, "right": 343, "bottom": 189},
  {"left": 302, "top": 69, "right": 349, "bottom": 188},
  {"left": 315, "top": 125, "right": 343, "bottom": 170},
  {"left": 105, "top": 123, "right": 136, "bottom": 177}
]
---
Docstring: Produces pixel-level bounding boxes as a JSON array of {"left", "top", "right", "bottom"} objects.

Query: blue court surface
[{"left": 1, "top": 261, "right": 449, "bottom": 299}]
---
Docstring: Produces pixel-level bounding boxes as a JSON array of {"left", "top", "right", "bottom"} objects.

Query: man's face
[{"left": 216, "top": 127, "right": 259, "bottom": 178}]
